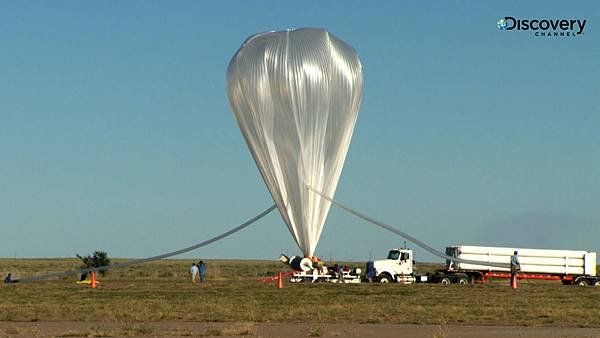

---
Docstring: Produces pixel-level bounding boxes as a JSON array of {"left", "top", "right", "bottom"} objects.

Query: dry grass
[
  {"left": 308, "top": 326, "right": 323, "bottom": 337},
  {"left": 3, "top": 324, "right": 41, "bottom": 336},
  {"left": 222, "top": 322, "right": 256, "bottom": 336},
  {"left": 58, "top": 328, "right": 114, "bottom": 337},
  {"left": 1, "top": 259, "right": 599, "bottom": 327}
]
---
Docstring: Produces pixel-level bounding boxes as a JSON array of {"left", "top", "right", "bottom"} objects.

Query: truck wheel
[
  {"left": 378, "top": 273, "right": 392, "bottom": 283},
  {"left": 457, "top": 276, "right": 470, "bottom": 285},
  {"left": 594, "top": 280, "right": 599, "bottom": 287},
  {"left": 440, "top": 276, "right": 452, "bottom": 285},
  {"left": 575, "top": 279, "right": 589, "bottom": 287}
]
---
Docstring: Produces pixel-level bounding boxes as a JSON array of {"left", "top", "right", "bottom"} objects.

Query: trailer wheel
[
  {"left": 439, "top": 276, "right": 452, "bottom": 285},
  {"left": 457, "top": 276, "right": 470, "bottom": 285},
  {"left": 377, "top": 273, "right": 392, "bottom": 283},
  {"left": 594, "top": 280, "right": 599, "bottom": 287},
  {"left": 575, "top": 279, "right": 589, "bottom": 287}
]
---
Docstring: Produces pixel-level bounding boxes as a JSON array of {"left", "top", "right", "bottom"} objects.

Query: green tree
[{"left": 76, "top": 251, "right": 110, "bottom": 276}]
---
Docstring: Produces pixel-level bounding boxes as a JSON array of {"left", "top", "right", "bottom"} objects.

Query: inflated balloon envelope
[{"left": 227, "top": 28, "right": 363, "bottom": 257}]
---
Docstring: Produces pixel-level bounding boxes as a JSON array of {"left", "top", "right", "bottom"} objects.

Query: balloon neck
[{"left": 308, "top": 255, "right": 321, "bottom": 264}]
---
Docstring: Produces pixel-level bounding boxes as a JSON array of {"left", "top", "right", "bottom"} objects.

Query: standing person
[
  {"left": 367, "top": 264, "right": 376, "bottom": 283},
  {"left": 510, "top": 250, "right": 521, "bottom": 289},
  {"left": 334, "top": 264, "right": 344, "bottom": 283},
  {"left": 198, "top": 260, "right": 206, "bottom": 283},
  {"left": 190, "top": 262, "right": 199, "bottom": 283},
  {"left": 332, "top": 264, "right": 339, "bottom": 280}
]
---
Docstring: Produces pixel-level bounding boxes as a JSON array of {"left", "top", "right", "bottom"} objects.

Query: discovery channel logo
[{"left": 497, "top": 16, "right": 587, "bottom": 37}]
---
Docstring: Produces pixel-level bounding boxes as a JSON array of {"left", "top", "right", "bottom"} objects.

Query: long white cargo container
[{"left": 443, "top": 245, "right": 598, "bottom": 286}]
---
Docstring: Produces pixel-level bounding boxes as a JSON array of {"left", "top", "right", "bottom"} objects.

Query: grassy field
[{"left": 1, "top": 258, "right": 599, "bottom": 328}]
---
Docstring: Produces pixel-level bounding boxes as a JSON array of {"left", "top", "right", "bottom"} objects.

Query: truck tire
[
  {"left": 594, "top": 280, "right": 599, "bottom": 287},
  {"left": 377, "top": 273, "right": 393, "bottom": 283},
  {"left": 439, "top": 276, "right": 452, "bottom": 285},
  {"left": 575, "top": 278, "right": 589, "bottom": 287},
  {"left": 457, "top": 276, "right": 470, "bottom": 285}
]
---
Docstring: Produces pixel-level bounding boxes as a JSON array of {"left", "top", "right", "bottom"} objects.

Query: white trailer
[
  {"left": 289, "top": 269, "right": 361, "bottom": 283},
  {"left": 442, "top": 245, "right": 598, "bottom": 286},
  {"left": 279, "top": 254, "right": 362, "bottom": 283}
]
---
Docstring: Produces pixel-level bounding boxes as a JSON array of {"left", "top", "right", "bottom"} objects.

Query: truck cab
[{"left": 367, "top": 249, "right": 417, "bottom": 283}]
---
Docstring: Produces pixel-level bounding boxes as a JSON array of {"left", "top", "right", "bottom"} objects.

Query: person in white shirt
[{"left": 190, "top": 263, "right": 199, "bottom": 283}]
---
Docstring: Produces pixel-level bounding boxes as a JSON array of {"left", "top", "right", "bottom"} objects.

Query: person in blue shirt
[
  {"left": 510, "top": 251, "right": 521, "bottom": 288},
  {"left": 198, "top": 260, "right": 206, "bottom": 283}
]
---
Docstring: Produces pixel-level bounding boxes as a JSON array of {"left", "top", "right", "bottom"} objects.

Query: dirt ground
[{"left": 1, "top": 321, "right": 599, "bottom": 338}]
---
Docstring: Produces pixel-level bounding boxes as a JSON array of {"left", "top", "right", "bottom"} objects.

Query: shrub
[{"left": 76, "top": 251, "right": 110, "bottom": 276}]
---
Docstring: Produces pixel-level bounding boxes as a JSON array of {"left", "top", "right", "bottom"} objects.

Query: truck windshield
[{"left": 387, "top": 251, "right": 400, "bottom": 260}]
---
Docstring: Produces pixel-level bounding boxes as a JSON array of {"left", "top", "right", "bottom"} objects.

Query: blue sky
[{"left": 1, "top": 1, "right": 598, "bottom": 262}]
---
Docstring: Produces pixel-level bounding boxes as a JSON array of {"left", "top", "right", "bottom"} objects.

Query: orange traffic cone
[
  {"left": 91, "top": 271, "right": 97, "bottom": 289},
  {"left": 277, "top": 271, "right": 283, "bottom": 289},
  {"left": 511, "top": 274, "right": 518, "bottom": 289}
]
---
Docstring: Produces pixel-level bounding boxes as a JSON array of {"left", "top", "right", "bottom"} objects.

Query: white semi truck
[{"left": 366, "top": 245, "right": 599, "bottom": 287}]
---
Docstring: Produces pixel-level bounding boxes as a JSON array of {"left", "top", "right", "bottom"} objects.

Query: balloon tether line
[
  {"left": 307, "top": 186, "right": 510, "bottom": 269},
  {"left": 19, "top": 205, "right": 277, "bottom": 283}
]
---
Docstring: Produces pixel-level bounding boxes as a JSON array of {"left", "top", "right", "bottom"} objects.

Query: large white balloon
[{"left": 227, "top": 28, "right": 363, "bottom": 257}]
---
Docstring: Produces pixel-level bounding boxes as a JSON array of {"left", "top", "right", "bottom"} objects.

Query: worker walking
[
  {"left": 510, "top": 250, "right": 521, "bottom": 289},
  {"left": 198, "top": 260, "right": 206, "bottom": 283},
  {"left": 190, "top": 262, "right": 199, "bottom": 283}
]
